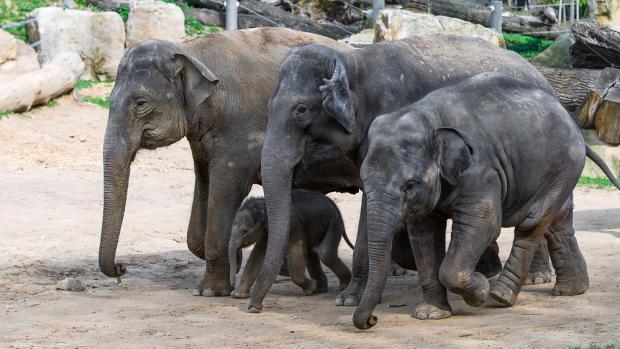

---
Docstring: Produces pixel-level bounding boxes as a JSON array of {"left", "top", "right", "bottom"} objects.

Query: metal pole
[
  {"left": 576, "top": 0, "right": 580, "bottom": 21},
  {"left": 558, "top": 0, "right": 563, "bottom": 24},
  {"left": 490, "top": 0, "right": 503, "bottom": 33},
  {"left": 370, "top": 0, "right": 384, "bottom": 26},
  {"left": 569, "top": 0, "right": 575, "bottom": 23},
  {"left": 226, "top": 0, "right": 238, "bottom": 31}
]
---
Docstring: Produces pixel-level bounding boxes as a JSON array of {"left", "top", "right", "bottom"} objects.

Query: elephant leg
[
  {"left": 232, "top": 238, "right": 267, "bottom": 299},
  {"left": 336, "top": 193, "right": 369, "bottom": 306},
  {"left": 389, "top": 227, "right": 415, "bottom": 274},
  {"left": 439, "top": 190, "right": 501, "bottom": 308},
  {"left": 408, "top": 213, "right": 452, "bottom": 320},
  {"left": 194, "top": 167, "right": 252, "bottom": 297},
  {"left": 524, "top": 239, "right": 552, "bottom": 285},
  {"left": 307, "top": 251, "right": 328, "bottom": 293},
  {"left": 475, "top": 240, "right": 502, "bottom": 278},
  {"left": 545, "top": 195, "right": 589, "bottom": 296},
  {"left": 287, "top": 241, "right": 316, "bottom": 295},
  {"left": 186, "top": 160, "right": 208, "bottom": 259}
]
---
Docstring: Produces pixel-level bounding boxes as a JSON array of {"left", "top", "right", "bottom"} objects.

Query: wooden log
[
  {"left": 0, "top": 52, "right": 84, "bottom": 112},
  {"left": 83, "top": 0, "right": 130, "bottom": 10},
  {"left": 570, "top": 21, "right": 620, "bottom": 69},
  {"left": 537, "top": 67, "right": 601, "bottom": 113},
  {"left": 400, "top": 0, "right": 559, "bottom": 37},
  {"left": 575, "top": 68, "right": 619, "bottom": 129},
  {"left": 594, "top": 85, "right": 620, "bottom": 144}
]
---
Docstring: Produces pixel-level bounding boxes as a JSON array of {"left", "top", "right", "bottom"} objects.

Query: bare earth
[{"left": 1, "top": 92, "right": 619, "bottom": 349}]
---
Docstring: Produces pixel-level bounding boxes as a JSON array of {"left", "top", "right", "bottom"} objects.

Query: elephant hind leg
[
  {"left": 307, "top": 251, "right": 328, "bottom": 293},
  {"left": 524, "top": 239, "right": 552, "bottom": 285},
  {"left": 545, "top": 195, "right": 589, "bottom": 296}
]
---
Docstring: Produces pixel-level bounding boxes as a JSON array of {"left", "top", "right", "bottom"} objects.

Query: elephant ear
[
  {"left": 173, "top": 52, "right": 219, "bottom": 117},
  {"left": 434, "top": 127, "right": 474, "bottom": 185},
  {"left": 319, "top": 57, "right": 356, "bottom": 133}
]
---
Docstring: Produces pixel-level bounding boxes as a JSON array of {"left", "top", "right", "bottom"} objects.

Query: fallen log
[
  {"left": 537, "top": 67, "right": 601, "bottom": 113},
  {"left": 83, "top": 0, "right": 130, "bottom": 11},
  {"left": 187, "top": 0, "right": 350, "bottom": 39},
  {"left": 570, "top": 21, "right": 620, "bottom": 69},
  {"left": 574, "top": 68, "right": 620, "bottom": 144},
  {"left": 0, "top": 52, "right": 84, "bottom": 113},
  {"left": 399, "top": 0, "right": 559, "bottom": 38}
]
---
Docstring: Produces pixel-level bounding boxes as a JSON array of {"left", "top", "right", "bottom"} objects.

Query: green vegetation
[
  {"left": 0, "top": 0, "right": 57, "bottom": 41},
  {"left": 116, "top": 7, "right": 128, "bottom": 21},
  {"left": 46, "top": 99, "right": 58, "bottom": 107},
  {"left": 185, "top": 18, "right": 220, "bottom": 36},
  {"left": 577, "top": 176, "right": 615, "bottom": 189},
  {"left": 82, "top": 95, "right": 110, "bottom": 108},
  {"left": 0, "top": 110, "right": 13, "bottom": 119},
  {"left": 503, "top": 33, "right": 553, "bottom": 58}
]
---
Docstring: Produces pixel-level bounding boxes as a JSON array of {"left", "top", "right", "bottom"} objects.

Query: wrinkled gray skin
[
  {"left": 354, "top": 72, "right": 620, "bottom": 330},
  {"left": 228, "top": 189, "right": 352, "bottom": 299},
  {"left": 99, "top": 27, "right": 343, "bottom": 297},
  {"left": 250, "top": 35, "right": 556, "bottom": 312}
]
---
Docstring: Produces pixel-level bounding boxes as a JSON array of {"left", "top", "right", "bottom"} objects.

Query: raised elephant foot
[
  {"left": 442, "top": 271, "right": 489, "bottom": 308},
  {"left": 489, "top": 282, "right": 517, "bottom": 306},
  {"left": 302, "top": 279, "right": 318, "bottom": 296},
  {"left": 193, "top": 275, "right": 232, "bottom": 297},
  {"left": 335, "top": 282, "right": 365, "bottom": 306},
  {"left": 230, "top": 288, "right": 250, "bottom": 299},
  {"left": 524, "top": 269, "right": 552, "bottom": 285},
  {"left": 414, "top": 304, "right": 452, "bottom": 320}
]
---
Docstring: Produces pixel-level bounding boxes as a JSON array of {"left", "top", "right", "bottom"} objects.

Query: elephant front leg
[
  {"left": 194, "top": 172, "right": 251, "bottom": 297},
  {"left": 408, "top": 213, "right": 451, "bottom": 320},
  {"left": 439, "top": 195, "right": 502, "bottom": 308},
  {"left": 232, "top": 238, "right": 267, "bottom": 299},
  {"left": 186, "top": 160, "right": 209, "bottom": 260},
  {"left": 335, "top": 194, "right": 368, "bottom": 306}
]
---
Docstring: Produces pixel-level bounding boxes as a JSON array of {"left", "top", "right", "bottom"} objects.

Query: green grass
[
  {"left": 82, "top": 96, "right": 110, "bottom": 108},
  {"left": 577, "top": 176, "right": 615, "bottom": 189},
  {"left": 0, "top": 0, "right": 57, "bottom": 41},
  {"left": 0, "top": 110, "right": 13, "bottom": 119},
  {"left": 46, "top": 99, "right": 58, "bottom": 107},
  {"left": 503, "top": 33, "right": 554, "bottom": 58}
]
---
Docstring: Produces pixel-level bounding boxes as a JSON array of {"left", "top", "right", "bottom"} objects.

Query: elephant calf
[
  {"left": 228, "top": 189, "right": 353, "bottom": 299},
  {"left": 354, "top": 72, "right": 620, "bottom": 329}
]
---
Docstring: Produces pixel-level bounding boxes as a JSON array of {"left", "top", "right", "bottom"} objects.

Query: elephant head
[
  {"left": 353, "top": 114, "right": 473, "bottom": 329},
  {"left": 228, "top": 198, "right": 267, "bottom": 287},
  {"left": 251, "top": 44, "right": 362, "bottom": 308},
  {"left": 100, "top": 40, "right": 219, "bottom": 278}
]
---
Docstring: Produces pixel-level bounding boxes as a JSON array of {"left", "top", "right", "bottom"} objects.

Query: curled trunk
[{"left": 228, "top": 236, "right": 242, "bottom": 287}]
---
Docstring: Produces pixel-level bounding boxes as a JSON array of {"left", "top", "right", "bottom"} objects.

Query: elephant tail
[
  {"left": 586, "top": 145, "right": 620, "bottom": 191},
  {"left": 342, "top": 227, "right": 355, "bottom": 250},
  {"left": 330, "top": 200, "right": 355, "bottom": 249}
]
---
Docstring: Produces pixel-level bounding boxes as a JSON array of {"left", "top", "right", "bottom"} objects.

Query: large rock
[
  {"left": 126, "top": 1, "right": 185, "bottom": 47},
  {"left": 338, "top": 28, "right": 375, "bottom": 46},
  {"left": 375, "top": 9, "right": 505, "bottom": 48},
  {"left": 0, "top": 29, "right": 17, "bottom": 64},
  {"left": 30, "top": 7, "right": 125, "bottom": 80},
  {"left": 531, "top": 33, "right": 576, "bottom": 69},
  {"left": 0, "top": 40, "right": 40, "bottom": 76}
]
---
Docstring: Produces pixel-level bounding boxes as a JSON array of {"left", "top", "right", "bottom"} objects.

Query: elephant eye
[
  {"left": 403, "top": 180, "right": 420, "bottom": 193},
  {"left": 292, "top": 103, "right": 313, "bottom": 126},
  {"left": 296, "top": 105, "right": 307, "bottom": 114},
  {"left": 134, "top": 99, "right": 150, "bottom": 115}
]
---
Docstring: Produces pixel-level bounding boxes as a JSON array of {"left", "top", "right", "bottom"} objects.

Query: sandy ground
[{"left": 1, "top": 92, "right": 619, "bottom": 349}]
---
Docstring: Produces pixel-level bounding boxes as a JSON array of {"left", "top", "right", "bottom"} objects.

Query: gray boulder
[{"left": 531, "top": 33, "right": 576, "bottom": 69}]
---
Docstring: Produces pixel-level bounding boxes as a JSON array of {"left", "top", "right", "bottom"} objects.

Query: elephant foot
[
  {"left": 452, "top": 272, "right": 490, "bottom": 308},
  {"left": 247, "top": 303, "right": 263, "bottom": 313},
  {"left": 524, "top": 270, "right": 553, "bottom": 285},
  {"left": 352, "top": 310, "right": 377, "bottom": 330},
  {"left": 489, "top": 282, "right": 517, "bottom": 306},
  {"left": 302, "top": 279, "right": 317, "bottom": 296},
  {"left": 389, "top": 261, "right": 408, "bottom": 276},
  {"left": 231, "top": 288, "right": 250, "bottom": 299},
  {"left": 552, "top": 277, "right": 589, "bottom": 296},
  {"left": 414, "top": 304, "right": 452, "bottom": 320},
  {"left": 193, "top": 274, "right": 232, "bottom": 297},
  {"left": 335, "top": 282, "right": 365, "bottom": 306}
]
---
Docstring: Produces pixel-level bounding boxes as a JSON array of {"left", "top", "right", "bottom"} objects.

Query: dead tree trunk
[
  {"left": 575, "top": 68, "right": 620, "bottom": 144},
  {"left": 570, "top": 22, "right": 620, "bottom": 69},
  {"left": 400, "top": 0, "right": 558, "bottom": 37},
  {"left": 0, "top": 52, "right": 84, "bottom": 112},
  {"left": 537, "top": 67, "right": 601, "bottom": 113}
]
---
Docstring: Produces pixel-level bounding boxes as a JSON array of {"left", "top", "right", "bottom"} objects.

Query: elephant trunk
[
  {"left": 249, "top": 124, "right": 302, "bottom": 311},
  {"left": 228, "top": 233, "right": 242, "bottom": 287},
  {"left": 353, "top": 193, "right": 400, "bottom": 330},
  {"left": 99, "top": 114, "right": 135, "bottom": 278}
]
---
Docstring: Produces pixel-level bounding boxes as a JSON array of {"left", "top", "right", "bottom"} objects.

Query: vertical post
[
  {"left": 576, "top": 0, "right": 580, "bottom": 21},
  {"left": 490, "top": 0, "right": 503, "bottom": 33},
  {"left": 558, "top": 0, "right": 563, "bottom": 24},
  {"left": 370, "top": 0, "right": 385, "bottom": 26},
  {"left": 569, "top": 0, "right": 575, "bottom": 23},
  {"left": 226, "top": 0, "right": 237, "bottom": 31}
]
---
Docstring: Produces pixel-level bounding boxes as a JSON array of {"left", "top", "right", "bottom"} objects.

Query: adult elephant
[
  {"left": 99, "top": 27, "right": 344, "bottom": 297},
  {"left": 250, "top": 35, "right": 558, "bottom": 312}
]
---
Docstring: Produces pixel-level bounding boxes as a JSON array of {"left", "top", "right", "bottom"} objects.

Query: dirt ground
[{"left": 1, "top": 92, "right": 619, "bottom": 349}]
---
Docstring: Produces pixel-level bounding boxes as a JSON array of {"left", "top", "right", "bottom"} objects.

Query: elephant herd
[{"left": 99, "top": 27, "right": 620, "bottom": 329}]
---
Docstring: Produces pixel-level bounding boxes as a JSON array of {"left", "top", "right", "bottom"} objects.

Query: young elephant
[
  {"left": 228, "top": 190, "right": 353, "bottom": 299},
  {"left": 354, "top": 72, "right": 620, "bottom": 329}
]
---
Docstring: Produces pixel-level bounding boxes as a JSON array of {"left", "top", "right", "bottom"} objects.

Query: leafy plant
[
  {"left": 82, "top": 96, "right": 110, "bottom": 108},
  {"left": 503, "top": 33, "right": 553, "bottom": 58},
  {"left": 185, "top": 17, "right": 205, "bottom": 36},
  {"left": 0, "top": 110, "right": 12, "bottom": 119},
  {"left": 116, "top": 7, "right": 128, "bottom": 21},
  {"left": 0, "top": 0, "right": 57, "bottom": 41},
  {"left": 46, "top": 99, "right": 59, "bottom": 107},
  {"left": 577, "top": 176, "right": 615, "bottom": 189}
]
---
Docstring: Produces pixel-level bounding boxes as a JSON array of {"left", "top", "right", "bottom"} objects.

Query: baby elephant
[
  {"left": 353, "top": 72, "right": 620, "bottom": 329},
  {"left": 228, "top": 189, "right": 353, "bottom": 299}
]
